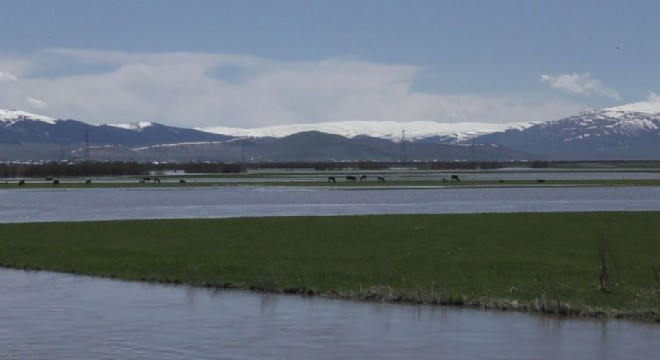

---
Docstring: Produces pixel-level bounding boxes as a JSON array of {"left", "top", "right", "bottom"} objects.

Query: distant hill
[{"left": 1, "top": 101, "right": 659, "bottom": 161}]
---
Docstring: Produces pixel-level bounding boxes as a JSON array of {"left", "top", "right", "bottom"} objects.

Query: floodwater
[
  {"left": 2, "top": 183, "right": 658, "bottom": 358},
  {"left": 1, "top": 186, "right": 659, "bottom": 223},
  {"left": 1, "top": 268, "right": 658, "bottom": 360}
]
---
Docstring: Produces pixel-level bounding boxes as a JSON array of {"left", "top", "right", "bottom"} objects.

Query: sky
[{"left": 1, "top": 0, "right": 659, "bottom": 128}]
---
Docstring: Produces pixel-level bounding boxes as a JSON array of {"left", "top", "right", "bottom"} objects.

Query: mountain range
[{"left": 1, "top": 100, "right": 659, "bottom": 162}]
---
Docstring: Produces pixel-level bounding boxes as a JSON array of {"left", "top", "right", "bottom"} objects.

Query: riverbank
[{"left": 1, "top": 213, "right": 659, "bottom": 321}]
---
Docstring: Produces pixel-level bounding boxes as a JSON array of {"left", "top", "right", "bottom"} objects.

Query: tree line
[
  {"left": 0, "top": 162, "right": 245, "bottom": 178},
  {"left": 0, "top": 159, "right": 569, "bottom": 178}
]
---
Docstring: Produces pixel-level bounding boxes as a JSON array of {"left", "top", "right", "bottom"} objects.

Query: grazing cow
[
  {"left": 377, "top": 176, "right": 385, "bottom": 182},
  {"left": 18, "top": 180, "right": 25, "bottom": 186},
  {"left": 346, "top": 175, "right": 357, "bottom": 182},
  {"left": 153, "top": 178, "right": 161, "bottom": 184},
  {"left": 179, "top": 179, "right": 187, "bottom": 184},
  {"left": 142, "top": 177, "right": 151, "bottom": 183},
  {"left": 52, "top": 180, "right": 60, "bottom": 186},
  {"left": 498, "top": 179, "right": 505, "bottom": 183},
  {"left": 327, "top": 177, "right": 336, "bottom": 183},
  {"left": 45, "top": 177, "right": 53, "bottom": 181},
  {"left": 536, "top": 179, "right": 545, "bottom": 183},
  {"left": 85, "top": 179, "right": 92, "bottom": 185},
  {"left": 359, "top": 174, "right": 367, "bottom": 181},
  {"left": 451, "top": 175, "right": 460, "bottom": 182}
]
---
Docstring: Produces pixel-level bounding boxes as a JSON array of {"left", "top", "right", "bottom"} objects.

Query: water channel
[
  {"left": 1, "top": 269, "right": 658, "bottom": 360},
  {"left": 1, "top": 186, "right": 660, "bottom": 223}
]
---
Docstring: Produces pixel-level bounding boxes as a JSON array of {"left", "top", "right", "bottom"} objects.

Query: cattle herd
[
  {"left": 0, "top": 177, "right": 191, "bottom": 186},
  {"left": 0, "top": 174, "right": 549, "bottom": 186},
  {"left": 327, "top": 174, "right": 385, "bottom": 183}
]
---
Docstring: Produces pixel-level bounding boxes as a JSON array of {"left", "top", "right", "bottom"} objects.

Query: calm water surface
[
  {"left": 1, "top": 269, "right": 658, "bottom": 360},
  {"left": 1, "top": 186, "right": 660, "bottom": 223}
]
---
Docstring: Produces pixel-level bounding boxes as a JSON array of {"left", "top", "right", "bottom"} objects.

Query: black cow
[{"left": 451, "top": 175, "right": 460, "bottom": 182}]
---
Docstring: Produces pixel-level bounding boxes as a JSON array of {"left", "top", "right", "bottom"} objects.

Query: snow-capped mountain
[
  {"left": 0, "top": 109, "right": 55, "bottom": 125},
  {"left": 476, "top": 100, "right": 660, "bottom": 160},
  {"left": 2, "top": 100, "right": 659, "bottom": 161},
  {"left": 0, "top": 109, "right": 232, "bottom": 149},
  {"left": 199, "top": 120, "right": 535, "bottom": 144}
]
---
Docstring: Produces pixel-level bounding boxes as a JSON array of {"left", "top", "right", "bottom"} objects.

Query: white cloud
[
  {"left": 0, "top": 71, "right": 18, "bottom": 82},
  {"left": 648, "top": 91, "right": 660, "bottom": 102},
  {"left": 0, "top": 49, "right": 587, "bottom": 128},
  {"left": 540, "top": 73, "right": 621, "bottom": 100},
  {"left": 26, "top": 97, "right": 48, "bottom": 109}
]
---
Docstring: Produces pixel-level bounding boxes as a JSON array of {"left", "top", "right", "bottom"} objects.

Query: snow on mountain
[
  {"left": 601, "top": 100, "right": 660, "bottom": 117},
  {"left": 105, "top": 122, "right": 155, "bottom": 131},
  {"left": 199, "top": 120, "right": 535, "bottom": 143},
  {"left": 480, "top": 100, "right": 660, "bottom": 156},
  {"left": 549, "top": 101, "right": 660, "bottom": 142},
  {"left": 0, "top": 108, "right": 56, "bottom": 125}
]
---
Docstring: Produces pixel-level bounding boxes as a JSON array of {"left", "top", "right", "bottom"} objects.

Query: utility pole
[
  {"left": 84, "top": 128, "right": 90, "bottom": 162},
  {"left": 400, "top": 130, "right": 407, "bottom": 163},
  {"left": 471, "top": 135, "right": 477, "bottom": 168}
]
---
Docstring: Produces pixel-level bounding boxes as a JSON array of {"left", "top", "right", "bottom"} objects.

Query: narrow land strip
[
  {"left": 2, "top": 178, "right": 660, "bottom": 189},
  {"left": 1, "top": 212, "right": 658, "bottom": 321}
]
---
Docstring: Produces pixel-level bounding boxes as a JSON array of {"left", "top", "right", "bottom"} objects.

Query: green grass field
[{"left": 1, "top": 212, "right": 659, "bottom": 321}]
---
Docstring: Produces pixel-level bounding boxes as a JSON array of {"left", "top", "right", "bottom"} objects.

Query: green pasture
[{"left": 1, "top": 212, "right": 658, "bottom": 320}]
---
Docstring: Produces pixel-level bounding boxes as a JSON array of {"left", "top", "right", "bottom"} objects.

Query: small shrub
[{"left": 596, "top": 232, "right": 618, "bottom": 293}]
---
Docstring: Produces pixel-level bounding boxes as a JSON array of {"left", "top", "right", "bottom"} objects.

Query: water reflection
[{"left": 0, "top": 269, "right": 657, "bottom": 359}]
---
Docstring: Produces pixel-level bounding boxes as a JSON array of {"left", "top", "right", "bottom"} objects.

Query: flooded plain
[
  {"left": 1, "top": 268, "right": 658, "bottom": 360},
  {"left": 1, "top": 185, "right": 660, "bottom": 223},
  {"left": 2, "top": 178, "right": 659, "bottom": 359}
]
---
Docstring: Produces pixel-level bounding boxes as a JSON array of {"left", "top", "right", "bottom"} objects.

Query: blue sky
[{"left": 1, "top": 0, "right": 659, "bottom": 128}]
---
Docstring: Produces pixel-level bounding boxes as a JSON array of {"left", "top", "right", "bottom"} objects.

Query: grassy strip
[
  {"left": 1, "top": 213, "right": 659, "bottom": 321},
  {"left": 3, "top": 178, "right": 660, "bottom": 189}
]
